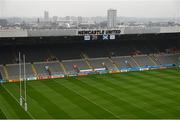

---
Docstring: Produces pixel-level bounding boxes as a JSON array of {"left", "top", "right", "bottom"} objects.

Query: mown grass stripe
[
  {"left": 0, "top": 107, "right": 6, "bottom": 119},
  {"left": 0, "top": 85, "right": 31, "bottom": 119},
  {"left": 142, "top": 69, "right": 180, "bottom": 81},
  {"left": 0, "top": 88, "right": 18, "bottom": 118},
  {"left": 74, "top": 77, "right": 157, "bottom": 118},
  {"left": 60, "top": 80, "right": 119, "bottom": 118},
  {"left": 159, "top": 69, "right": 180, "bottom": 76},
  {"left": 109, "top": 73, "right": 180, "bottom": 104},
  {"left": 107, "top": 72, "right": 180, "bottom": 116},
  {"left": 60, "top": 77, "right": 136, "bottom": 118},
  {"left": 126, "top": 71, "right": 179, "bottom": 92},
  {"left": 1, "top": 68, "right": 180, "bottom": 119},
  {"left": 41, "top": 80, "right": 117, "bottom": 119},
  {"left": 31, "top": 81, "right": 93, "bottom": 118},
  {"left": 112, "top": 71, "right": 180, "bottom": 94},
  {"left": 27, "top": 84, "right": 70, "bottom": 119},
  {"left": 132, "top": 71, "right": 180, "bottom": 95},
  {"left": 146, "top": 70, "right": 180, "bottom": 84},
  {"left": 87, "top": 74, "right": 179, "bottom": 118},
  {"left": 83, "top": 76, "right": 165, "bottom": 117},
  {"left": 5, "top": 83, "right": 53, "bottom": 119}
]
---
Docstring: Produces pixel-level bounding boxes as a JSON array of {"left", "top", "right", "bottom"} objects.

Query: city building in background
[
  {"left": 0, "top": 19, "right": 8, "bottom": 27},
  {"left": 107, "top": 9, "right": 117, "bottom": 28},
  {"left": 52, "top": 16, "right": 58, "bottom": 23},
  {"left": 44, "top": 10, "right": 49, "bottom": 22}
]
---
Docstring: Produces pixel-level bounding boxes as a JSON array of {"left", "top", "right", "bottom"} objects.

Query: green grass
[{"left": 0, "top": 68, "right": 180, "bottom": 119}]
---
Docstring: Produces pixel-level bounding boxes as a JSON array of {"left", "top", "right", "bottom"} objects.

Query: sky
[{"left": 0, "top": 0, "right": 179, "bottom": 18}]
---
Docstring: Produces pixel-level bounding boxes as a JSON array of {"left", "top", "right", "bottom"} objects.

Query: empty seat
[
  {"left": 62, "top": 59, "right": 90, "bottom": 73},
  {"left": 133, "top": 55, "right": 156, "bottom": 66},
  {"left": 34, "top": 61, "right": 64, "bottom": 76},
  {"left": 112, "top": 56, "right": 138, "bottom": 68},
  {"left": 88, "top": 58, "right": 114, "bottom": 70},
  {"left": 6, "top": 63, "right": 34, "bottom": 80},
  {"left": 155, "top": 54, "right": 180, "bottom": 65},
  {"left": 0, "top": 65, "right": 5, "bottom": 80}
]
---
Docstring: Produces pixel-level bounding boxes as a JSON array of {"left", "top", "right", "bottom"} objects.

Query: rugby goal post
[{"left": 19, "top": 52, "right": 28, "bottom": 111}]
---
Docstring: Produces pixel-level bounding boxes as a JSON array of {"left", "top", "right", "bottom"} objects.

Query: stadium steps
[
  {"left": 85, "top": 60, "right": 93, "bottom": 69},
  {"left": 132, "top": 56, "right": 140, "bottom": 67},
  {"left": 81, "top": 52, "right": 93, "bottom": 69},
  {"left": 108, "top": 58, "right": 119, "bottom": 70},
  {"left": 31, "top": 64, "right": 37, "bottom": 75},
  {"left": 59, "top": 62, "right": 67, "bottom": 75},
  {"left": 150, "top": 55, "right": 161, "bottom": 65},
  {"left": 81, "top": 52, "right": 89, "bottom": 59},
  {"left": 47, "top": 48, "right": 57, "bottom": 60},
  {"left": 12, "top": 48, "right": 17, "bottom": 63},
  {"left": 148, "top": 55, "right": 157, "bottom": 66},
  {"left": 47, "top": 47, "right": 52, "bottom": 56},
  {"left": 3, "top": 65, "right": 9, "bottom": 80}
]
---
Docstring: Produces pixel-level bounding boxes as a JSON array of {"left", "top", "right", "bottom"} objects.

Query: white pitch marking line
[
  {"left": 2, "top": 85, "right": 34, "bottom": 119},
  {"left": 59, "top": 82, "right": 119, "bottom": 118}
]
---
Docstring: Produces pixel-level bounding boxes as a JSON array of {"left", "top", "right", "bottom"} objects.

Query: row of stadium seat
[
  {"left": 1, "top": 53, "right": 180, "bottom": 80},
  {"left": 0, "top": 65, "right": 5, "bottom": 80},
  {"left": 133, "top": 55, "right": 156, "bottom": 66},
  {"left": 0, "top": 41, "right": 177, "bottom": 64}
]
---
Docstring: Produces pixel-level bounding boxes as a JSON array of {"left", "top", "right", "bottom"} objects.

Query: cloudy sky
[{"left": 0, "top": 0, "right": 179, "bottom": 18}]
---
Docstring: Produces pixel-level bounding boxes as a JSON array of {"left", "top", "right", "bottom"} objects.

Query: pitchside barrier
[
  {"left": 2, "top": 63, "right": 180, "bottom": 83},
  {"left": 0, "top": 79, "right": 6, "bottom": 83}
]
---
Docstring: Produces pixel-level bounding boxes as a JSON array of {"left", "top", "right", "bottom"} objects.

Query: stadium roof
[{"left": 0, "top": 27, "right": 180, "bottom": 38}]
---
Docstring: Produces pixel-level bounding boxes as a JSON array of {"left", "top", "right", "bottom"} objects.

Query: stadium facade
[{"left": 0, "top": 26, "right": 180, "bottom": 37}]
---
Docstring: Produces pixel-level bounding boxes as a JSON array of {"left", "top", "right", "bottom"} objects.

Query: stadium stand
[
  {"left": 88, "top": 57, "right": 114, "bottom": 70},
  {"left": 50, "top": 44, "right": 82, "bottom": 60},
  {"left": 149, "top": 54, "right": 161, "bottom": 65},
  {"left": 1, "top": 51, "right": 180, "bottom": 80},
  {"left": 34, "top": 61, "right": 64, "bottom": 76},
  {"left": 0, "top": 32, "right": 179, "bottom": 80},
  {"left": 83, "top": 43, "right": 109, "bottom": 58},
  {"left": 111, "top": 56, "right": 138, "bottom": 68},
  {"left": 62, "top": 59, "right": 90, "bottom": 73},
  {"left": 133, "top": 55, "right": 156, "bottom": 66},
  {"left": 155, "top": 53, "right": 180, "bottom": 65},
  {"left": 0, "top": 47, "right": 13, "bottom": 64},
  {"left": 16, "top": 45, "right": 50, "bottom": 62},
  {"left": 6, "top": 63, "right": 34, "bottom": 80},
  {"left": 0, "top": 65, "right": 5, "bottom": 80},
  {"left": 175, "top": 53, "right": 180, "bottom": 63}
]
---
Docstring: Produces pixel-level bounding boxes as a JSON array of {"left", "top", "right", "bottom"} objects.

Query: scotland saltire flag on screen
[{"left": 102, "top": 34, "right": 109, "bottom": 40}]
